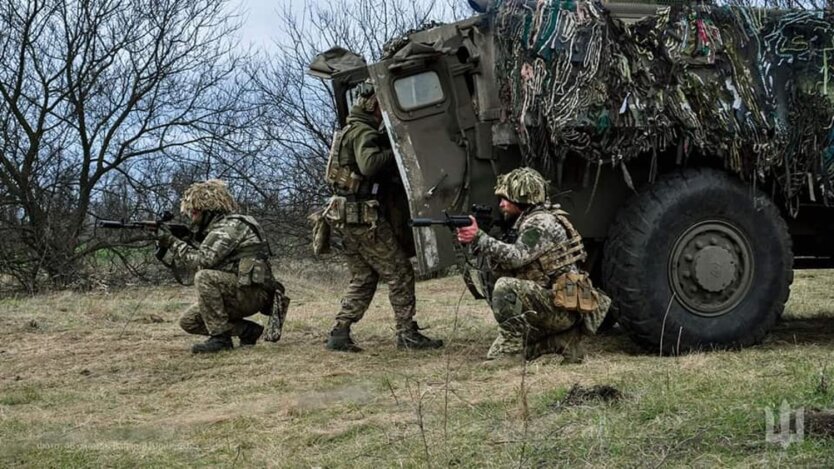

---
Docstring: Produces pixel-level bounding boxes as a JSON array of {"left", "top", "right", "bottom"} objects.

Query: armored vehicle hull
[{"left": 312, "top": 1, "right": 834, "bottom": 353}]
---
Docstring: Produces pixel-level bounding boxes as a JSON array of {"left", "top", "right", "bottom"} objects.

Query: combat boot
[
  {"left": 191, "top": 333, "right": 233, "bottom": 354},
  {"left": 326, "top": 320, "right": 362, "bottom": 352},
  {"left": 239, "top": 321, "right": 264, "bottom": 347},
  {"left": 397, "top": 321, "right": 443, "bottom": 350}
]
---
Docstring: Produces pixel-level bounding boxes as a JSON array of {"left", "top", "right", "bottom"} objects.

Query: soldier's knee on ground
[{"left": 179, "top": 312, "right": 207, "bottom": 335}]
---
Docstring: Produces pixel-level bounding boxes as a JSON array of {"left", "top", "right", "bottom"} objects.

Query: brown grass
[{"left": 1, "top": 269, "right": 833, "bottom": 467}]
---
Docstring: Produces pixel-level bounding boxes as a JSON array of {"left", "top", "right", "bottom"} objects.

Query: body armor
[
  {"left": 325, "top": 125, "right": 364, "bottom": 194},
  {"left": 500, "top": 204, "right": 587, "bottom": 288},
  {"left": 221, "top": 215, "right": 274, "bottom": 288}
]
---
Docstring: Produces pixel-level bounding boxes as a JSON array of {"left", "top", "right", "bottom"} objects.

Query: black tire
[{"left": 602, "top": 168, "right": 793, "bottom": 354}]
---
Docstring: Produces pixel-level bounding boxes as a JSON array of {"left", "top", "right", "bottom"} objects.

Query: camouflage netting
[{"left": 493, "top": 0, "right": 834, "bottom": 209}]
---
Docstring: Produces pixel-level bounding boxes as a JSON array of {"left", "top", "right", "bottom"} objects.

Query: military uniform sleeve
[
  {"left": 168, "top": 220, "right": 242, "bottom": 270},
  {"left": 474, "top": 213, "right": 566, "bottom": 269},
  {"left": 353, "top": 126, "right": 393, "bottom": 176}
]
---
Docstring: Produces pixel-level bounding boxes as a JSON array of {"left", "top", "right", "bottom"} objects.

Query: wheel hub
[
  {"left": 669, "top": 221, "right": 754, "bottom": 317},
  {"left": 692, "top": 246, "right": 737, "bottom": 292}
]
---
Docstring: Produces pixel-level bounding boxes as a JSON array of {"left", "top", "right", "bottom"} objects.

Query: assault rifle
[
  {"left": 96, "top": 211, "right": 192, "bottom": 263},
  {"left": 409, "top": 204, "right": 496, "bottom": 301},
  {"left": 408, "top": 204, "right": 494, "bottom": 230}
]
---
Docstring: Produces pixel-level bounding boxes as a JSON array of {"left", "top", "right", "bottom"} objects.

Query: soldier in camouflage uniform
[
  {"left": 322, "top": 85, "right": 443, "bottom": 352},
  {"left": 157, "top": 180, "right": 280, "bottom": 354},
  {"left": 456, "top": 168, "right": 611, "bottom": 362}
]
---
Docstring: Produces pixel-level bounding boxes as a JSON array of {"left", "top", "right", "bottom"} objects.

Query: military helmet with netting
[
  {"left": 179, "top": 179, "right": 238, "bottom": 215},
  {"left": 494, "top": 167, "right": 548, "bottom": 205}
]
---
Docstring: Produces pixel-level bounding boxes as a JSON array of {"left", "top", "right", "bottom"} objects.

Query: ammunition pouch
[
  {"left": 237, "top": 257, "right": 272, "bottom": 288},
  {"left": 263, "top": 280, "right": 290, "bottom": 342},
  {"left": 326, "top": 126, "right": 364, "bottom": 194},
  {"left": 552, "top": 272, "right": 600, "bottom": 315},
  {"left": 323, "top": 196, "right": 379, "bottom": 226},
  {"left": 309, "top": 208, "right": 331, "bottom": 256}
]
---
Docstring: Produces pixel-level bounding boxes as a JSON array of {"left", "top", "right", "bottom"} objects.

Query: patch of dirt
[
  {"left": 553, "top": 384, "right": 622, "bottom": 409},
  {"left": 807, "top": 410, "right": 834, "bottom": 438}
]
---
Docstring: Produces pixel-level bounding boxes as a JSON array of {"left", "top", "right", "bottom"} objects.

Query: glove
[{"left": 156, "top": 225, "right": 176, "bottom": 249}]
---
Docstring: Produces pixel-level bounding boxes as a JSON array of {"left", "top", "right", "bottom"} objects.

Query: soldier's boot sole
[{"left": 239, "top": 321, "right": 264, "bottom": 347}]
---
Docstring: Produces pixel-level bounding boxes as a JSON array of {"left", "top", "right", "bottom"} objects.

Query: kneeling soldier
[
  {"left": 456, "top": 168, "right": 611, "bottom": 362},
  {"left": 157, "top": 179, "right": 278, "bottom": 353}
]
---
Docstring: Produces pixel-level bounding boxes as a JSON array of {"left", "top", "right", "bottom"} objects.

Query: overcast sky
[{"left": 229, "top": 0, "right": 289, "bottom": 50}]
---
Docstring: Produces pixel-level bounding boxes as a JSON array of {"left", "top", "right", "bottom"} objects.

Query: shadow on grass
[{"left": 768, "top": 317, "right": 834, "bottom": 346}]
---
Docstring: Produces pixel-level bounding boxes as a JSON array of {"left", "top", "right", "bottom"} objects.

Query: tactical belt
[{"left": 324, "top": 196, "right": 380, "bottom": 226}]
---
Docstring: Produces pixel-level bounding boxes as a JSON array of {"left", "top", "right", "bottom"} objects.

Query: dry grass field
[{"left": 1, "top": 266, "right": 834, "bottom": 467}]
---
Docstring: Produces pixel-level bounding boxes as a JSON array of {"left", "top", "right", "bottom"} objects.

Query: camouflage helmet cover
[
  {"left": 352, "top": 79, "right": 377, "bottom": 114},
  {"left": 494, "top": 167, "right": 548, "bottom": 204},
  {"left": 179, "top": 179, "right": 238, "bottom": 215}
]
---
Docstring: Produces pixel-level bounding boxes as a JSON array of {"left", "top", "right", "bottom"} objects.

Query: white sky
[{"left": 228, "top": 0, "right": 292, "bottom": 50}]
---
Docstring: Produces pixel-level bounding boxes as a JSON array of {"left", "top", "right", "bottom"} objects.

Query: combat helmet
[
  {"left": 352, "top": 79, "right": 377, "bottom": 114},
  {"left": 179, "top": 179, "right": 238, "bottom": 215},
  {"left": 494, "top": 167, "right": 548, "bottom": 205}
]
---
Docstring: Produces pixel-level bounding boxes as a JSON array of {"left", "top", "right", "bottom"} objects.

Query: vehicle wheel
[{"left": 602, "top": 168, "right": 793, "bottom": 354}]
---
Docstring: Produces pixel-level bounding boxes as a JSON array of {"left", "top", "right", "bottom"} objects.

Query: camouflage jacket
[
  {"left": 474, "top": 204, "right": 576, "bottom": 287},
  {"left": 168, "top": 214, "right": 270, "bottom": 273}
]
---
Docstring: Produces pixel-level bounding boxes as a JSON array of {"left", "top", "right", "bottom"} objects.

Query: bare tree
[{"left": 0, "top": 0, "right": 254, "bottom": 290}]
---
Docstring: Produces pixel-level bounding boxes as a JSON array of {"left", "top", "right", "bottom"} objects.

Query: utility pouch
[
  {"left": 553, "top": 272, "right": 599, "bottom": 314},
  {"left": 324, "top": 196, "right": 346, "bottom": 224},
  {"left": 345, "top": 202, "right": 361, "bottom": 224},
  {"left": 362, "top": 200, "right": 380, "bottom": 224},
  {"left": 309, "top": 208, "right": 331, "bottom": 256},
  {"left": 238, "top": 258, "right": 267, "bottom": 287}
]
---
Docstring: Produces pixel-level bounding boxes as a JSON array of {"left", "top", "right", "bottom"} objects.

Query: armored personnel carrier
[{"left": 309, "top": 0, "right": 834, "bottom": 353}]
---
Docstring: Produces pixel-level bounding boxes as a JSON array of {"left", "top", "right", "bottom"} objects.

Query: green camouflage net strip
[{"left": 493, "top": 0, "right": 834, "bottom": 208}]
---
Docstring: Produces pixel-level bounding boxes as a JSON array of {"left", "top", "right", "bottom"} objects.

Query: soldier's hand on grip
[
  {"left": 456, "top": 216, "right": 479, "bottom": 244},
  {"left": 156, "top": 225, "right": 175, "bottom": 249}
]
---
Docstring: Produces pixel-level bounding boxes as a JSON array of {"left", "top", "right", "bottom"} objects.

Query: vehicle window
[{"left": 394, "top": 71, "right": 444, "bottom": 111}]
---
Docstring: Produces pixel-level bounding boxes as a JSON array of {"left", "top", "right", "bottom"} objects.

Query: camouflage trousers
[
  {"left": 179, "top": 269, "right": 272, "bottom": 337},
  {"left": 487, "top": 277, "right": 581, "bottom": 359},
  {"left": 334, "top": 219, "right": 416, "bottom": 330}
]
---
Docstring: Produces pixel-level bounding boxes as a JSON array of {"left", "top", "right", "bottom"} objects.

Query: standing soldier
[
  {"left": 322, "top": 84, "right": 443, "bottom": 352},
  {"left": 455, "top": 168, "right": 611, "bottom": 362},
  {"left": 157, "top": 179, "right": 284, "bottom": 353}
]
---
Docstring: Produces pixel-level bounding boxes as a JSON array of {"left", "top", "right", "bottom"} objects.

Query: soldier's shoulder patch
[{"left": 520, "top": 227, "right": 542, "bottom": 248}]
